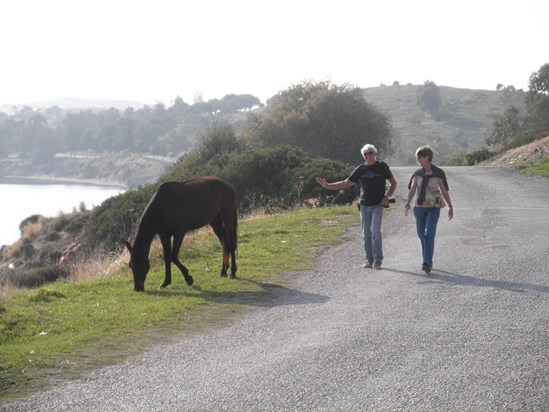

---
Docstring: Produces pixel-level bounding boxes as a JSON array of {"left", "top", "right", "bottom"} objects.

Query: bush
[
  {"left": 83, "top": 145, "right": 357, "bottom": 252},
  {"left": 443, "top": 148, "right": 495, "bottom": 166},
  {"left": 86, "top": 186, "right": 156, "bottom": 251},
  {"left": 165, "top": 145, "right": 357, "bottom": 213},
  {"left": 6, "top": 265, "right": 71, "bottom": 288},
  {"left": 18, "top": 215, "right": 43, "bottom": 234}
]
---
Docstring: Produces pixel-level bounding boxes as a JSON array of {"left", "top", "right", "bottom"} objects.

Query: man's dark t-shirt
[{"left": 348, "top": 161, "right": 393, "bottom": 206}]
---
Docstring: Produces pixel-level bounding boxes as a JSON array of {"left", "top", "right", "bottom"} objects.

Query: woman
[{"left": 404, "top": 146, "right": 453, "bottom": 273}]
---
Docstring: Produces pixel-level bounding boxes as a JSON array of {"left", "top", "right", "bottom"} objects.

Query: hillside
[
  {"left": 479, "top": 134, "right": 549, "bottom": 168},
  {"left": 363, "top": 85, "right": 525, "bottom": 165}
]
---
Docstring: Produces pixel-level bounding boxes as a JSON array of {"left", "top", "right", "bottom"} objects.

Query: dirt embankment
[{"left": 479, "top": 134, "right": 549, "bottom": 168}]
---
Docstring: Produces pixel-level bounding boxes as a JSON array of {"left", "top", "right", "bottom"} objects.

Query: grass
[
  {"left": 0, "top": 205, "right": 358, "bottom": 402},
  {"left": 522, "top": 157, "right": 549, "bottom": 177}
]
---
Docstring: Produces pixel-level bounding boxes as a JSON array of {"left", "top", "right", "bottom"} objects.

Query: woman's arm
[
  {"left": 438, "top": 180, "right": 454, "bottom": 220},
  {"left": 404, "top": 178, "right": 417, "bottom": 212}
]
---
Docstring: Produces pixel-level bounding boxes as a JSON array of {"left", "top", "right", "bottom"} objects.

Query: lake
[{"left": 0, "top": 179, "right": 125, "bottom": 246}]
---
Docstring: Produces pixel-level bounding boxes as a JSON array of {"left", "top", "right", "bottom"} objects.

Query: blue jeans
[
  {"left": 413, "top": 206, "right": 441, "bottom": 268},
  {"left": 360, "top": 204, "right": 383, "bottom": 262}
]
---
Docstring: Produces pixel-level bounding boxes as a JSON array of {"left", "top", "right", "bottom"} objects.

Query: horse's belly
[{"left": 159, "top": 211, "right": 214, "bottom": 233}]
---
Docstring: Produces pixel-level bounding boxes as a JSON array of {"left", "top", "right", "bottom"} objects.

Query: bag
[{"left": 425, "top": 189, "right": 446, "bottom": 208}]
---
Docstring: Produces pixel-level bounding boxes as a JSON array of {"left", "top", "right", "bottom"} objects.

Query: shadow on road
[
  {"left": 198, "top": 279, "right": 331, "bottom": 307},
  {"left": 382, "top": 267, "right": 549, "bottom": 294},
  {"left": 148, "top": 278, "right": 331, "bottom": 308}
]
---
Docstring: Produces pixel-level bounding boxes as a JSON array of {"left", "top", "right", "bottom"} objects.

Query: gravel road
[{"left": 3, "top": 166, "right": 549, "bottom": 411}]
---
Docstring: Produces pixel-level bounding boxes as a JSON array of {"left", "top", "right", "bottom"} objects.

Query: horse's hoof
[
  {"left": 229, "top": 273, "right": 237, "bottom": 279},
  {"left": 220, "top": 273, "right": 228, "bottom": 278},
  {"left": 185, "top": 276, "right": 194, "bottom": 286}
]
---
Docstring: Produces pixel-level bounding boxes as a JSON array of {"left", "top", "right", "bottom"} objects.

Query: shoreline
[{"left": 0, "top": 175, "right": 128, "bottom": 189}]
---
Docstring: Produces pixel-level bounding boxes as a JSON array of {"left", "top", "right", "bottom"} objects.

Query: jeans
[
  {"left": 413, "top": 206, "right": 441, "bottom": 268},
  {"left": 360, "top": 204, "right": 383, "bottom": 262}
]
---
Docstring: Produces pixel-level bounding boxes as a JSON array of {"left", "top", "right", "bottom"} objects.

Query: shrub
[
  {"left": 83, "top": 145, "right": 356, "bottom": 252},
  {"left": 173, "top": 145, "right": 357, "bottom": 213},
  {"left": 86, "top": 186, "right": 156, "bottom": 251},
  {"left": 19, "top": 214, "right": 43, "bottom": 234},
  {"left": 6, "top": 265, "right": 71, "bottom": 288},
  {"left": 443, "top": 148, "right": 495, "bottom": 166}
]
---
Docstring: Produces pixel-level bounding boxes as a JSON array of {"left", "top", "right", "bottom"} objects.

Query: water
[{"left": 0, "top": 180, "right": 125, "bottom": 246}]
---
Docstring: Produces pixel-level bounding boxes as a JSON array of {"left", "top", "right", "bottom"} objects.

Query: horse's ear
[{"left": 124, "top": 240, "right": 132, "bottom": 253}]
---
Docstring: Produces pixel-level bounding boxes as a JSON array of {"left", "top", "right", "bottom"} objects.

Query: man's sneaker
[
  {"left": 363, "top": 261, "right": 373, "bottom": 268},
  {"left": 421, "top": 263, "right": 431, "bottom": 274},
  {"left": 374, "top": 260, "right": 382, "bottom": 270}
]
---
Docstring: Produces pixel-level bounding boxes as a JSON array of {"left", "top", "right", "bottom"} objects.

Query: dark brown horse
[{"left": 124, "top": 176, "right": 237, "bottom": 291}]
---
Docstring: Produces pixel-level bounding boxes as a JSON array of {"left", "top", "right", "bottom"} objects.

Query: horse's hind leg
[
  {"left": 171, "top": 232, "right": 193, "bottom": 286},
  {"left": 229, "top": 249, "right": 237, "bottom": 279},
  {"left": 224, "top": 211, "right": 237, "bottom": 279},
  {"left": 159, "top": 234, "right": 173, "bottom": 289},
  {"left": 210, "top": 216, "right": 231, "bottom": 278}
]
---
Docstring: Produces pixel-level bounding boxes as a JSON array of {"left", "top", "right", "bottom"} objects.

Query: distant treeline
[{"left": 0, "top": 94, "right": 263, "bottom": 162}]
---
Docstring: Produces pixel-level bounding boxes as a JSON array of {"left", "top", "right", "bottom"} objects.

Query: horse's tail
[{"left": 231, "top": 208, "right": 238, "bottom": 252}]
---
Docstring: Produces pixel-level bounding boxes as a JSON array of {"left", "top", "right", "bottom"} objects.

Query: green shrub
[
  {"left": 167, "top": 145, "right": 357, "bottom": 213},
  {"left": 443, "top": 148, "right": 495, "bottom": 166},
  {"left": 84, "top": 145, "right": 356, "bottom": 252},
  {"left": 86, "top": 186, "right": 156, "bottom": 251}
]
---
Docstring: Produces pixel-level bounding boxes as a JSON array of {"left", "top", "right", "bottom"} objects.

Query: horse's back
[
  {"left": 153, "top": 177, "right": 236, "bottom": 231},
  {"left": 158, "top": 176, "right": 235, "bottom": 203}
]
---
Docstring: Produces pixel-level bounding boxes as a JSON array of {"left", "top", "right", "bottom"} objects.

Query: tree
[
  {"left": 217, "top": 94, "right": 263, "bottom": 113},
  {"left": 244, "top": 80, "right": 393, "bottom": 164},
  {"left": 524, "top": 63, "right": 549, "bottom": 133},
  {"left": 196, "top": 122, "right": 245, "bottom": 162},
  {"left": 486, "top": 106, "right": 522, "bottom": 147},
  {"left": 417, "top": 80, "right": 441, "bottom": 116}
]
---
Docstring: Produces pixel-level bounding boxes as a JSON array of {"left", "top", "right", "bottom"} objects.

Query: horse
[{"left": 124, "top": 176, "right": 238, "bottom": 292}]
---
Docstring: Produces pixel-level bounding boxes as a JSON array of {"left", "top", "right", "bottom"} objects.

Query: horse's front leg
[
  {"left": 159, "top": 234, "right": 172, "bottom": 288},
  {"left": 171, "top": 233, "right": 193, "bottom": 286}
]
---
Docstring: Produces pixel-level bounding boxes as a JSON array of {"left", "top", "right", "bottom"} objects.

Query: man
[{"left": 316, "top": 144, "right": 397, "bottom": 269}]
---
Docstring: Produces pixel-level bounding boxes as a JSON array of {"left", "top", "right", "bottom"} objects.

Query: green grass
[
  {"left": 0, "top": 206, "right": 358, "bottom": 401},
  {"left": 522, "top": 157, "right": 549, "bottom": 177}
]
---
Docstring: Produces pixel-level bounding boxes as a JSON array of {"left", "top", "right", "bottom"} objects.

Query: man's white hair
[{"left": 360, "top": 144, "right": 377, "bottom": 155}]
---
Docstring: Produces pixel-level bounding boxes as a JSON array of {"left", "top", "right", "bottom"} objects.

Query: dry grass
[
  {"left": 0, "top": 277, "right": 20, "bottom": 298},
  {"left": 67, "top": 251, "right": 126, "bottom": 283},
  {"left": 21, "top": 217, "right": 46, "bottom": 239}
]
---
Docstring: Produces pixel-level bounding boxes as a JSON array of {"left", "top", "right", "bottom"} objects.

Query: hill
[
  {"left": 479, "top": 134, "right": 549, "bottom": 169},
  {"left": 362, "top": 84, "right": 526, "bottom": 165}
]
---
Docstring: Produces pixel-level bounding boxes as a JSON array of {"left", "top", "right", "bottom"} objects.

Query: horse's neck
[{"left": 133, "top": 220, "right": 155, "bottom": 256}]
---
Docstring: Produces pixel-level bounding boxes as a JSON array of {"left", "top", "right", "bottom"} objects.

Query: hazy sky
[{"left": 1, "top": 0, "right": 547, "bottom": 106}]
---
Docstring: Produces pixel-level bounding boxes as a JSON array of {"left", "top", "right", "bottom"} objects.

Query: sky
[{"left": 1, "top": 0, "right": 548, "bottom": 107}]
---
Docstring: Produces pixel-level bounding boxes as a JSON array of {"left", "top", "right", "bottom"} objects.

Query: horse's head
[{"left": 124, "top": 241, "right": 150, "bottom": 292}]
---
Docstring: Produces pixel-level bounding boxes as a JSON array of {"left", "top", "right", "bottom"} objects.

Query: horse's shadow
[
  {"left": 382, "top": 267, "right": 549, "bottom": 294},
  {"left": 146, "top": 278, "right": 330, "bottom": 308}
]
